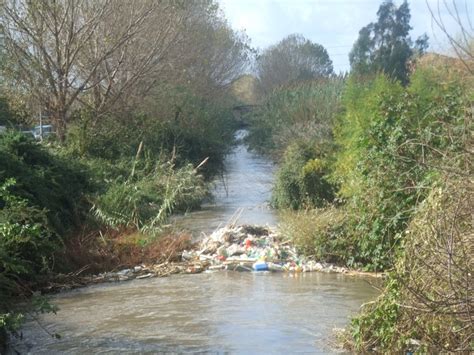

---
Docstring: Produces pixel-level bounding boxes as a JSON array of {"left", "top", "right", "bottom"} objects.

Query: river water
[
  {"left": 173, "top": 130, "right": 277, "bottom": 235},
  {"left": 12, "top": 130, "right": 378, "bottom": 354}
]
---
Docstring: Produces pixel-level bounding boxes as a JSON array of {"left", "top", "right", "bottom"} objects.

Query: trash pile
[
  {"left": 181, "top": 225, "right": 347, "bottom": 274},
  {"left": 74, "top": 225, "right": 350, "bottom": 288}
]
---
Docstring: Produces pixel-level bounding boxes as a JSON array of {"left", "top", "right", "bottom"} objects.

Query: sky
[{"left": 218, "top": 0, "right": 473, "bottom": 73}]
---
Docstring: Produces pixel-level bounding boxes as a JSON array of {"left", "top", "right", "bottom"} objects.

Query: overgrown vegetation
[
  {"left": 252, "top": 1, "right": 472, "bottom": 351},
  {"left": 246, "top": 78, "right": 344, "bottom": 156},
  {"left": 349, "top": 177, "right": 472, "bottom": 353},
  {"left": 0, "top": 0, "right": 472, "bottom": 352}
]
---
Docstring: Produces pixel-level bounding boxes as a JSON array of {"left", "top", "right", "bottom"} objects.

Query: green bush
[
  {"left": 350, "top": 178, "right": 473, "bottom": 353},
  {"left": 0, "top": 132, "right": 92, "bottom": 236},
  {"left": 330, "top": 70, "right": 468, "bottom": 270},
  {"left": 280, "top": 207, "right": 349, "bottom": 263},
  {"left": 0, "top": 179, "right": 57, "bottom": 277},
  {"left": 272, "top": 141, "right": 335, "bottom": 209},
  {"left": 67, "top": 87, "right": 237, "bottom": 179},
  {"left": 0, "top": 179, "right": 58, "bottom": 344}
]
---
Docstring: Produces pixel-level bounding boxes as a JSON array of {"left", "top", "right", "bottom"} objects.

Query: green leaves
[{"left": 92, "top": 159, "right": 207, "bottom": 234}]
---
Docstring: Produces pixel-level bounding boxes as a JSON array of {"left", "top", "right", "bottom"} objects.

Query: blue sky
[{"left": 218, "top": 0, "right": 473, "bottom": 73}]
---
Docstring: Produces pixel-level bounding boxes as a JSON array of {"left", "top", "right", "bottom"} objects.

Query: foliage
[
  {"left": 345, "top": 57, "right": 473, "bottom": 352},
  {"left": 330, "top": 69, "right": 468, "bottom": 270},
  {"left": 0, "top": 179, "right": 57, "bottom": 277},
  {"left": 0, "top": 132, "right": 92, "bottom": 236},
  {"left": 246, "top": 78, "right": 344, "bottom": 156},
  {"left": 349, "top": 276, "right": 401, "bottom": 352},
  {"left": 0, "top": 0, "right": 250, "bottom": 141},
  {"left": 350, "top": 178, "right": 473, "bottom": 353},
  {"left": 349, "top": 0, "right": 428, "bottom": 84},
  {"left": 67, "top": 87, "right": 237, "bottom": 178},
  {"left": 272, "top": 141, "right": 335, "bottom": 209},
  {"left": 0, "top": 97, "right": 23, "bottom": 126},
  {"left": 0, "top": 179, "right": 58, "bottom": 345},
  {"left": 257, "top": 34, "right": 333, "bottom": 92},
  {"left": 92, "top": 159, "right": 207, "bottom": 234}
]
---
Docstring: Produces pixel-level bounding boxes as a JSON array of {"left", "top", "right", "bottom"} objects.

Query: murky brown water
[
  {"left": 12, "top": 131, "right": 378, "bottom": 353},
  {"left": 13, "top": 272, "right": 378, "bottom": 354}
]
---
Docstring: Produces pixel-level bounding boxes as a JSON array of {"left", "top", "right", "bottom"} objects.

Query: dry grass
[
  {"left": 56, "top": 227, "right": 195, "bottom": 275},
  {"left": 280, "top": 207, "right": 350, "bottom": 264}
]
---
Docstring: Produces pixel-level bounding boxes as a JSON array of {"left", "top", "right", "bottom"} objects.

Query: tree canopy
[
  {"left": 256, "top": 34, "right": 333, "bottom": 92},
  {"left": 349, "top": 0, "right": 428, "bottom": 84}
]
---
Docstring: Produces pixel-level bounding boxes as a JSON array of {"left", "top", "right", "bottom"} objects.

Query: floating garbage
[{"left": 253, "top": 261, "right": 269, "bottom": 272}]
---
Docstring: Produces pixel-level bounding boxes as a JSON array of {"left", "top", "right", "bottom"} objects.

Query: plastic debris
[
  {"left": 84, "top": 225, "right": 352, "bottom": 287},
  {"left": 189, "top": 225, "right": 345, "bottom": 274}
]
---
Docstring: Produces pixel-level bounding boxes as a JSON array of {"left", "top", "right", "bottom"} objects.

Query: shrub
[
  {"left": 330, "top": 70, "right": 469, "bottom": 270},
  {"left": 67, "top": 87, "right": 237, "bottom": 178},
  {"left": 349, "top": 178, "right": 473, "bottom": 353},
  {"left": 92, "top": 159, "right": 207, "bottom": 233},
  {"left": 272, "top": 141, "right": 335, "bottom": 209},
  {"left": 346, "top": 60, "right": 473, "bottom": 352},
  {"left": 0, "top": 132, "right": 92, "bottom": 236},
  {"left": 0, "top": 179, "right": 58, "bottom": 345},
  {"left": 280, "top": 207, "right": 349, "bottom": 263}
]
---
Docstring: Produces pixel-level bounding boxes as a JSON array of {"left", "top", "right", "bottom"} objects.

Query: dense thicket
[
  {"left": 262, "top": 56, "right": 472, "bottom": 353},
  {"left": 245, "top": 78, "right": 344, "bottom": 210}
]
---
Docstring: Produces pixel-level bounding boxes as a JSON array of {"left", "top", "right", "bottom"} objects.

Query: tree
[
  {"left": 0, "top": 0, "right": 184, "bottom": 141},
  {"left": 256, "top": 34, "right": 333, "bottom": 92},
  {"left": 349, "top": 0, "right": 428, "bottom": 84},
  {"left": 166, "top": 0, "right": 252, "bottom": 98}
]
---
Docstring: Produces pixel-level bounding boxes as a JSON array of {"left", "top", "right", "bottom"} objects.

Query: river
[
  {"left": 12, "top": 130, "right": 378, "bottom": 354},
  {"left": 173, "top": 130, "right": 277, "bottom": 234}
]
